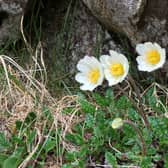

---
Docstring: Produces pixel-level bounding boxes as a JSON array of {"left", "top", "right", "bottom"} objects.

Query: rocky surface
[
  {"left": 1, "top": 0, "right": 168, "bottom": 51},
  {"left": 82, "top": 0, "right": 168, "bottom": 48},
  {"left": 0, "top": 0, "right": 28, "bottom": 44},
  {"left": 82, "top": 0, "right": 146, "bottom": 43},
  {"left": 66, "top": 1, "right": 122, "bottom": 75},
  {"left": 1, "top": 0, "right": 167, "bottom": 84},
  {"left": 41, "top": 0, "right": 122, "bottom": 77},
  {"left": 0, "top": 0, "right": 122, "bottom": 89}
]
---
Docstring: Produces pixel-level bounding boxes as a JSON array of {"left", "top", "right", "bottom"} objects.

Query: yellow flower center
[
  {"left": 146, "top": 50, "right": 160, "bottom": 65},
  {"left": 88, "top": 69, "right": 100, "bottom": 84},
  {"left": 110, "top": 63, "right": 124, "bottom": 77}
]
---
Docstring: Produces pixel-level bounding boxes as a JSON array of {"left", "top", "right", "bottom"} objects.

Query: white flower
[
  {"left": 100, "top": 50, "right": 129, "bottom": 86},
  {"left": 111, "top": 118, "right": 123, "bottom": 129},
  {"left": 136, "top": 42, "right": 166, "bottom": 72},
  {"left": 75, "top": 56, "right": 104, "bottom": 91}
]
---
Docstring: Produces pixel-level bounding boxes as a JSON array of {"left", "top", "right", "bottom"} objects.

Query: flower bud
[{"left": 111, "top": 118, "right": 123, "bottom": 129}]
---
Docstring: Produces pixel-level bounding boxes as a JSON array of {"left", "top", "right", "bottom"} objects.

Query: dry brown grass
[
  {"left": 0, "top": 53, "right": 83, "bottom": 167},
  {"left": 0, "top": 15, "right": 83, "bottom": 168}
]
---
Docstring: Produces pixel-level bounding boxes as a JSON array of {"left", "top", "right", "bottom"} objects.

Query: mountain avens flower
[
  {"left": 100, "top": 50, "right": 129, "bottom": 86},
  {"left": 111, "top": 118, "right": 123, "bottom": 129},
  {"left": 136, "top": 42, "right": 166, "bottom": 72},
  {"left": 75, "top": 56, "right": 104, "bottom": 91}
]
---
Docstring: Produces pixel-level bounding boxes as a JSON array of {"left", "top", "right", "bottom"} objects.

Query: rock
[
  {"left": 82, "top": 0, "right": 146, "bottom": 43},
  {"left": 68, "top": 1, "right": 122, "bottom": 75},
  {"left": 42, "top": 0, "right": 122, "bottom": 78},
  {"left": 82, "top": 0, "right": 168, "bottom": 48},
  {"left": 0, "top": 0, "right": 122, "bottom": 89},
  {"left": 0, "top": 0, "right": 28, "bottom": 44}
]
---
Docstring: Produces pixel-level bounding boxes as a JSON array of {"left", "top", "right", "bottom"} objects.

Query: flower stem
[
  {"left": 117, "top": 84, "right": 150, "bottom": 130},
  {"left": 127, "top": 75, "right": 150, "bottom": 130},
  {"left": 116, "top": 74, "right": 151, "bottom": 130},
  {"left": 123, "top": 120, "right": 146, "bottom": 156}
]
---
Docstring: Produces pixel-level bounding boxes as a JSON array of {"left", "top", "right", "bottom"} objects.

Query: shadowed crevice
[{"left": 0, "top": 11, "right": 9, "bottom": 26}]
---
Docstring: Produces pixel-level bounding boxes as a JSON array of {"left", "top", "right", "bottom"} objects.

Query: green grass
[{"left": 0, "top": 82, "right": 168, "bottom": 167}]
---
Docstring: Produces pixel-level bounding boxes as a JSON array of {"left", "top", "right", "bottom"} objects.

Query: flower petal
[
  {"left": 75, "top": 73, "right": 87, "bottom": 84},
  {"left": 109, "top": 50, "right": 120, "bottom": 58},
  {"left": 77, "top": 62, "right": 90, "bottom": 73},
  {"left": 100, "top": 55, "right": 111, "bottom": 67},
  {"left": 76, "top": 55, "right": 104, "bottom": 91},
  {"left": 136, "top": 44, "right": 145, "bottom": 55},
  {"left": 80, "top": 84, "right": 95, "bottom": 91},
  {"left": 136, "top": 42, "right": 166, "bottom": 72},
  {"left": 100, "top": 51, "right": 129, "bottom": 86}
]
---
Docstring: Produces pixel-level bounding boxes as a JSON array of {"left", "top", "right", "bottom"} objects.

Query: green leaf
[
  {"left": 85, "top": 114, "right": 95, "bottom": 128},
  {"left": 3, "top": 156, "right": 20, "bottom": 168},
  {"left": 105, "top": 88, "right": 114, "bottom": 100},
  {"left": 0, "top": 133, "right": 10, "bottom": 152},
  {"left": 42, "top": 107, "right": 53, "bottom": 120},
  {"left": 105, "top": 152, "right": 117, "bottom": 168},
  {"left": 140, "top": 157, "right": 152, "bottom": 168},
  {"left": 93, "top": 93, "right": 110, "bottom": 107},
  {"left": 44, "top": 138, "right": 56, "bottom": 153},
  {"left": 25, "top": 112, "right": 37, "bottom": 125},
  {"left": 62, "top": 164, "right": 72, "bottom": 168},
  {"left": 79, "top": 99, "right": 95, "bottom": 114},
  {"left": 94, "top": 127, "right": 102, "bottom": 138},
  {"left": 74, "top": 134, "right": 84, "bottom": 145},
  {"left": 27, "top": 130, "right": 36, "bottom": 145},
  {"left": 65, "top": 133, "right": 84, "bottom": 146},
  {"left": 65, "top": 152, "right": 76, "bottom": 161},
  {"left": 164, "top": 154, "right": 168, "bottom": 168},
  {"left": 13, "top": 147, "right": 24, "bottom": 158},
  {"left": 116, "top": 96, "right": 131, "bottom": 109},
  {"left": 15, "top": 121, "right": 23, "bottom": 131},
  {"left": 11, "top": 136, "right": 23, "bottom": 145},
  {"left": 128, "top": 108, "right": 140, "bottom": 120},
  {"left": 0, "top": 154, "right": 8, "bottom": 167}
]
